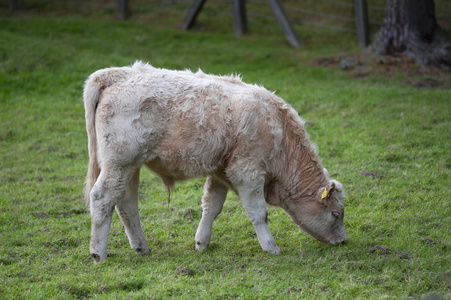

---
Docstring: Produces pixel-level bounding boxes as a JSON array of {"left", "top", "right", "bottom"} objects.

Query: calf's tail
[{"left": 83, "top": 66, "right": 131, "bottom": 206}]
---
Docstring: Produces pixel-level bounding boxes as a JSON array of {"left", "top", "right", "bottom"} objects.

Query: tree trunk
[{"left": 371, "top": 0, "right": 450, "bottom": 67}]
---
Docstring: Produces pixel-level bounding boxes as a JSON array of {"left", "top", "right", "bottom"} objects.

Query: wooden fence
[
  {"left": 8, "top": 0, "right": 441, "bottom": 47},
  {"left": 123, "top": 0, "right": 384, "bottom": 46}
]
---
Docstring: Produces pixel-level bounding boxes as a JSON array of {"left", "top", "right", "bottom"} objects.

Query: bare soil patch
[
  {"left": 368, "top": 245, "right": 391, "bottom": 255},
  {"left": 316, "top": 52, "right": 451, "bottom": 89},
  {"left": 175, "top": 267, "right": 195, "bottom": 277}
]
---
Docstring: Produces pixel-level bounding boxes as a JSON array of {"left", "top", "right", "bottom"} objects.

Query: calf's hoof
[
  {"left": 134, "top": 246, "right": 151, "bottom": 255},
  {"left": 264, "top": 247, "right": 281, "bottom": 254},
  {"left": 91, "top": 253, "right": 102, "bottom": 263},
  {"left": 195, "top": 241, "right": 209, "bottom": 251},
  {"left": 262, "top": 241, "right": 281, "bottom": 254}
]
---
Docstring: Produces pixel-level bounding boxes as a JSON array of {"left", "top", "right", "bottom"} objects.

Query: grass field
[{"left": 1, "top": 4, "right": 450, "bottom": 299}]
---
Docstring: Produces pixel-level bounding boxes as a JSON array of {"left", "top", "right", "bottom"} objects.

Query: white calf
[{"left": 84, "top": 62, "right": 346, "bottom": 262}]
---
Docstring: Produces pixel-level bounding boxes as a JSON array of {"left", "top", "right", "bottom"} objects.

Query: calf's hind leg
[
  {"left": 195, "top": 176, "right": 228, "bottom": 251},
  {"left": 116, "top": 169, "right": 150, "bottom": 255},
  {"left": 89, "top": 167, "right": 136, "bottom": 262}
]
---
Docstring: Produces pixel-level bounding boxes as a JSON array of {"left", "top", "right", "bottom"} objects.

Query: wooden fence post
[
  {"left": 182, "top": 0, "right": 207, "bottom": 30},
  {"left": 117, "top": 0, "right": 130, "bottom": 20},
  {"left": 354, "top": 0, "right": 370, "bottom": 47},
  {"left": 233, "top": 0, "right": 247, "bottom": 36},
  {"left": 268, "top": 0, "right": 301, "bottom": 48},
  {"left": 9, "top": 0, "right": 18, "bottom": 11}
]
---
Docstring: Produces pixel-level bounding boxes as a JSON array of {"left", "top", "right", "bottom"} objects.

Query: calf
[{"left": 83, "top": 61, "right": 346, "bottom": 262}]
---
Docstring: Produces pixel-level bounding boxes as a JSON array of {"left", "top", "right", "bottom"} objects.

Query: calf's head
[{"left": 284, "top": 180, "right": 347, "bottom": 245}]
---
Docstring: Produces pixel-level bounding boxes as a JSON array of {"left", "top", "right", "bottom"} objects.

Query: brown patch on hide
[
  {"left": 93, "top": 69, "right": 117, "bottom": 84},
  {"left": 195, "top": 84, "right": 229, "bottom": 131},
  {"left": 138, "top": 96, "right": 167, "bottom": 128},
  {"left": 97, "top": 98, "right": 114, "bottom": 121},
  {"left": 111, "top": 140, "right": 130, "bottom": 155},
  {"left": 197, "top": 84, "right": 223, "bottom": 99},
  {"left": 93, "top": 68, "right": 131, "bottom": 90},
  {"left": 139, "top": 97, "right": 157, "bottom": 111}
]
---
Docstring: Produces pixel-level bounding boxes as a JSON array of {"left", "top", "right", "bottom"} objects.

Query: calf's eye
[{"left": 331, "top": 211, "right": 340, "bottom": 218}]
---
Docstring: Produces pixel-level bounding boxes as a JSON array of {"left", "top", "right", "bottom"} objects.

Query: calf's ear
[
  {"left": 318, "top": 180, "right": 339, "bottom": 204},
  {"left": 318, "top": 186, "right": 331, "bottom": 204},
  {"left": 318, "top": 180, "right": 345, "bottom": 204}
]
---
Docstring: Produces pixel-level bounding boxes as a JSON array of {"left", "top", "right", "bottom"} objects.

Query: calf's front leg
[{"left": 237, "top": 182, "right": 281, "bottom": 254}]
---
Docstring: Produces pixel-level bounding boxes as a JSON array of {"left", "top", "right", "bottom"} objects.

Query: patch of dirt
[
  {"left": 175, "top": 267, "right": 194, "bottom": 277},
  {"left": 369, "top": 246, "right": 414, "bottom": 260},
  {"left": 34, "top": 211, "right": 49, "bottom": 218},
  {"left": 286, "top": 285, "right": 302, "bottom": 294},
  {"left": 395, "top": 251, "right": 412, "bottom": 260},
  {"left": 422, "top": 237, "right": 440, "bottom": 246},
  {"left": 403, "top": 78, "right": 442, "bottom": 88},
  {"left": 368, "top": 245, "right": 391, "bottom": 255},
  {"left": 315, "top": 52, "right": 451, "bottom": 89},
  {"left": 358, "top": 170, "right": 385, "bottom": 179},
  {"left": 0, "top": 177, "right": 16, "bottom": 183}
]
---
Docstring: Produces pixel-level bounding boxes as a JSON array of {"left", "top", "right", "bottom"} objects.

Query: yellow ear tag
[{"left": 321, "top": 187, "right": 328, "bottom": 200}]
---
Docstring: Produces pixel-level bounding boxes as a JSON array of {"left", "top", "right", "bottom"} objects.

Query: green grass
[{"left": 1, "top": 5, "right": 450, "bottom": 300}]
